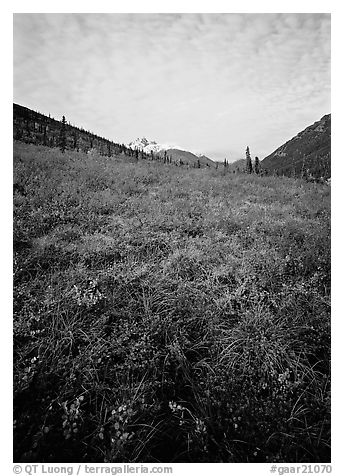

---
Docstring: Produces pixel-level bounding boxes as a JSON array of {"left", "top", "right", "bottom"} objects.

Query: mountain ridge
[
  {"left": 13, "top": 103, "right": 130, "bottom": 157},
  {"left": 261, "top": 114, "right": 331, "bottom": 179}
]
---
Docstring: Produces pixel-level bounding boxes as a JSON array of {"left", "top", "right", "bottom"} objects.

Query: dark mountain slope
[
  {"left": 13, "top": 103, "right": 132, "bottom": 157},
  {"left": 261, "top": 114, "right": 331, "bottom": 179}
]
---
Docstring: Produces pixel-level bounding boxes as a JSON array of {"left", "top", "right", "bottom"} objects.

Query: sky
[{"left": 13, "top": 13, "right": 331, "bottom": 161}]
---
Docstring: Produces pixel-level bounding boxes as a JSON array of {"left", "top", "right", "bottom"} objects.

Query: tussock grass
[{"left": 13, "top": 142, "right": 330, "bottom": 462}]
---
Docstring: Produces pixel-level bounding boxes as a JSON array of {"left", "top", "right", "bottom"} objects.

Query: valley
[{"left": 13, "top": 138, "right": 330, "bottom": 463}]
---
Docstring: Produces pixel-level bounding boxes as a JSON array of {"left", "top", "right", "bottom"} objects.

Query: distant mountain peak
[
  {"left": 127, "top": 137, "right": 176, "bottom": 153},
  {"left": 127, "top": 137, "right": 216, "bottom": 167}
]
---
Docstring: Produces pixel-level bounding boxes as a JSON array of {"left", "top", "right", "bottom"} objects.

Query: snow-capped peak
[{"left": 127, "top": 137, "right": 181, "bottom": 153}]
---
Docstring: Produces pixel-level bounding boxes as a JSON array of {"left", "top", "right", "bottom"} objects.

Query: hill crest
[{"left": 261, "top": 114, "right": 331, "bottom": 179}]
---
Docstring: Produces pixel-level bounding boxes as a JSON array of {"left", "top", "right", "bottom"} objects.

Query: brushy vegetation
[{"left": 13, "top": 141, "right": 330, "bottom": 463}]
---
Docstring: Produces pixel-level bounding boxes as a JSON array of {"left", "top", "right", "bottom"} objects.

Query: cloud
[{"left": 13, "top": 13, "right": 330, "bottom": 160}]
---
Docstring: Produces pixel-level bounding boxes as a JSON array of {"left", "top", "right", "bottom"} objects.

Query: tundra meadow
[{"left": 13, "top": 142, "right": 330, "bottom": 463}]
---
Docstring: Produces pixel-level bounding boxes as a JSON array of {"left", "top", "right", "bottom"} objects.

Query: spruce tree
[
  {"left": 59, "top": 116, "right": 67, "bottom": 153},
  {"left": 254, "top": 156, "right": 260, "bottom": 175},
  {"left": 245, "top": 146, "right": 253, "bottom": 174}
]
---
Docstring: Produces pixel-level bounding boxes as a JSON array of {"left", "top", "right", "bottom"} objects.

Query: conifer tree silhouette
[
  {"left": 246, "top": 146, "right": 253, "bottom": 174},
  {"left": 59, "top": 116, "right": 67, "bottom": 153},
  {"left": 254, "top": 156, "right": 260, "bottom": 175}
]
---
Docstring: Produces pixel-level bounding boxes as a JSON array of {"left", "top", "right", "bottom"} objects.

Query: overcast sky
[{"left": 13, "top": 13, "right": 330, "bottom": 161}]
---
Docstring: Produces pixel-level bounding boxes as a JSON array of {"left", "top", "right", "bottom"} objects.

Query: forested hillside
[
  {"left": 13, "top": 103, "right": 131, "bottom": 157},
  {"left": 13, "top": 104, "right": 211, "bottom": 168}
]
